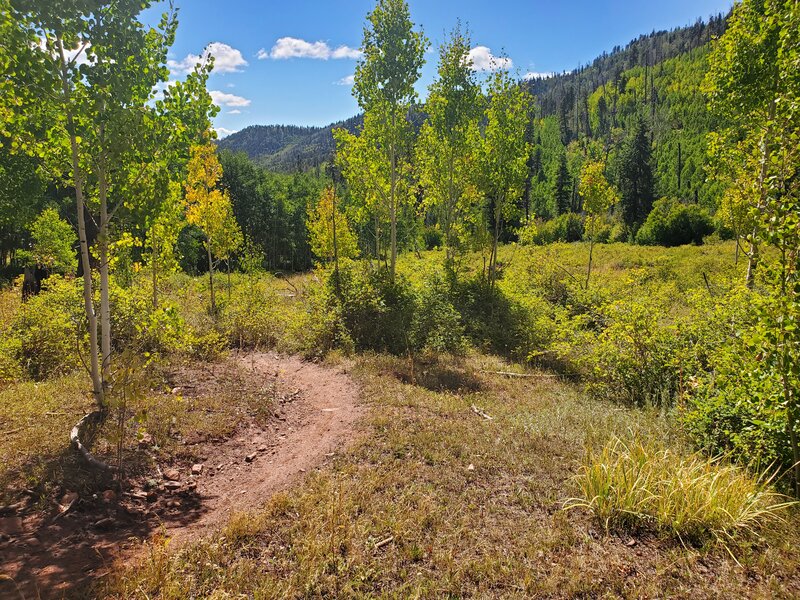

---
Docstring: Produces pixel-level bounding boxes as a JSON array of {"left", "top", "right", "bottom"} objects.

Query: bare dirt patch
[{"left": 0, "top": 353, "right": 362, "bottom": 599}]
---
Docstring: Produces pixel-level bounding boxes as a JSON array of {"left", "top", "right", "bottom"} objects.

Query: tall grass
[{"left": 566, "top": 436, "right": 793, "bottom": 545}]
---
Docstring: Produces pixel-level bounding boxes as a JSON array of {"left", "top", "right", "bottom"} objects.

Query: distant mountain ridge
[
  {"left": 218, "top": 14, "right": 727, "bottom": 173},
  {"left": 217, "top": 115, "right": 362, "bottom": 172}
]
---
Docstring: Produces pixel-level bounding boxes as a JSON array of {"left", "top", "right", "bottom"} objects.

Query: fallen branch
[
  {"left": 70, "top": 411, "right": 114, "bottom": 472},
  {"left": 471, "top": 405, "right": 493, "bottom": 421},
  {"left": 1, "top": 428, "right": 22, "bottom": 436},
  {"left": 480, "top": 370, "right": 558, "bottom": 379},
  {"left": 374, "top": 536, "right": 394, "bottom": 550},
  {"left": 51, "top": 497, "right": 78, "bottom": 522}
]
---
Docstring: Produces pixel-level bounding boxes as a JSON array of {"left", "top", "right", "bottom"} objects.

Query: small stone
[
  {"left": 245, "top": 453, "right": 257, "bottom": 463},
  {"left": 163, "top": 468, "right": 181, "bottom": 482},
  {"left": 171, "top": 387, "right": 181, "bottom": 395},
  {"left": 23, "top": 536, "right": 41, "bottom": 548},
  {"left": 191, "top": 464, "right": 203, "bottom": 475},
  {"left": 258, "top": 445, "right": 268, "bottom": 453},
  {"left": 164, "top": 481, "right": 182, "bottom": 491},
  {"left": 0, "top": 517, "right": 23, "bottom": 536},
  {"left": 217, "top": 463, "right": 225, "bottom": 471},
  {"left": 60, "top": 491, "right": 78, "bottom": 506},
  {"left": 466, "top": 464, "right": 475, "bottom": 471}
]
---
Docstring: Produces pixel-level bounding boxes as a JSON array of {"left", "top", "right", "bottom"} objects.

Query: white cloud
[
  {"left": 227, "top": 109, "right": 242, "bottom": 115},
  {"left": 524, "top": 71, "right": 555, "bottom": 80},
  {"left": 335, "top": 74, "right": 355, "bottom": 86},
  {"left": 215, "top": 127, "right": 238, "bottom": 138},
  {"left": 169, "top": 42, "right": 248, "bottom": 75},
  {"left": 209, "top": 90, "right": 251, "bottom": 108},
  {"left": 468, "top": 46, "right": 512, "bottom": 72},
  {"left": 264, "top": 37, "right": 362, "bottom": 60},
  {"left": 330, "top": 45, "right": 362, "bottom": 60}
]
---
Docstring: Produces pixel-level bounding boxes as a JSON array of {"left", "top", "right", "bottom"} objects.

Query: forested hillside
[
  {"left": 218, "top": 16, "right": 726, "bottom": 180},
  {"left": 217, "top": 115, "right": 362, "bottom": 171}
]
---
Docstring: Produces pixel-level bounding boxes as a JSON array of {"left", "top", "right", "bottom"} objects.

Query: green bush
[
  {"left": 451, "top": 277, "right": 538, "bottom": 360},
  {"left": 682, "top": 288, "right": 793, "bottom": 476},
  {"left": 12, "top": 276, "right": 83, "bottom": 380},
  {"left": 409, "top": 273, "right": 466, "bottom": 354},
  {"left": 636, "top": 197, "right": 714, "bottom": 247},
  {"left": 519, "top": 213, "right": 585, "bottom": 246},
  {"left": 0, "top": 334, "right": 23, "bottom": 384},
  {"left": 581, "top": 298, "right": 681, "bottom": 406},
  {"left": 222, "top": 273, "right": 283, "bottom": 348},
  {"left": 110, "top": 282, "right": 189, "bottom": 357}
]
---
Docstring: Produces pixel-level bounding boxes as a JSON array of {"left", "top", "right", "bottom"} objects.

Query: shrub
[
  {"left": 567, "top": 436, "right": 791, "bottom": 545},
  {"left": 11, "top": 276, "right": 83, "bottom": 380},
  {"left": 316, "top": 262, "right": 415, "bottom": 355},
  {"left": 636, "top": 197, "right": 715, "bottom": 247},
  {"left": 0, "top": 335, "right": 23, "bottom": 384},
  {"left": 519, "top": 213, "right": 585, "bottom": 246},
  {"left": 109, "top": 282, "right": 189, "bottom": 357},
  {"left": 581, "top": 298, "right": 681, "bottom": 406},
  {"left": 222, "top": 273, "right": 283, "bottom": 348},
  {"left": 452, "top": 277, "right": 539, "bottom": 360},
  {"left": 409, "top": 273, "right": 466, "bottom": 354}
]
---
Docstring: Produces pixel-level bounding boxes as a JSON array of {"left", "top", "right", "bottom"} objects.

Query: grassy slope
[
  {"left": 103, "top": 352, "right": 800, "bottom": 598},
  {"left": 102, "top": 241, "right": 800, "bottom": 599}
]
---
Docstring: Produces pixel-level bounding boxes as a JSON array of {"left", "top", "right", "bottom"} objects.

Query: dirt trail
[
  {"left": 0, "top": 353, "right": 362, "bottom": 599},
  {"left": 165, "top": 353, "right": 364, "bottom": 542}
]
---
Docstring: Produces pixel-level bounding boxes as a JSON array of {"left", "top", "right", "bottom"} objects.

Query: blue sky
[{"left": 145, "top": 0, "right": 734, "bottom": 136}]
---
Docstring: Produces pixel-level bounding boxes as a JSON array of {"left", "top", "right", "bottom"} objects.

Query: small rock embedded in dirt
[
  {"left": 191, "top": 464, "right": 203, "bottom": 475},
  {"left": 164, "top": 468, "right": 181, "bottom": 481},
  {"left": 245, "top": 452, "right": 257, "bottom": 463},
  {"left": 0, "top": 516, "right": 23, "bottom": 537},
  {"left": 258, "top": 445, "right": 268, "bottom": 452},
  {"left": 164, "top": 481, "right": 182, "bottom": 491},
  {"left": 467, "top": 463, "right": 475, "bottom": 471},
  {"left": 60, "top": 491, "right": 78, "bottom": 506},
  {"left": 171, "top": 387, "right": 181, "bottom": 395},
  {"left": 93, "top": 518, "right": 115, "bottom": 531}
]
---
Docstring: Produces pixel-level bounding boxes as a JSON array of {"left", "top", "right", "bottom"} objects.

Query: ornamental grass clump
[{"left": 567, "top": 436, "right": 793, "bottom": 545}]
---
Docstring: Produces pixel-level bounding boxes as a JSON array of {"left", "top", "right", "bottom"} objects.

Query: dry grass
[
  {"left": 0, "top": 355, "right": 276, "bottom": 505},
  {"left": 0, "top": 374, "right": 92, "bottom": 503},
  {"left": 100, "top": 352, "right": 800, "bottom": 599}
]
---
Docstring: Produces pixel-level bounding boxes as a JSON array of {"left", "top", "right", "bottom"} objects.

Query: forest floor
[{"left": 0, "top": 352, "right": 363, "bottom": 599}]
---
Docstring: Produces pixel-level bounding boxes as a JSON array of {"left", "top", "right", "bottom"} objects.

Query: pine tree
[
  {"left": 616, "top": 115, "right": 654, "bottom": 231},
  {"left": 553, "top": 153, "right": 572, "bottom": 215}
]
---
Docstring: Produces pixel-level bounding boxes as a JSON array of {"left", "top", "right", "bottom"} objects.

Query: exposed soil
[{"left": 0, "top": 353, "right": 362, "bottom": 599}]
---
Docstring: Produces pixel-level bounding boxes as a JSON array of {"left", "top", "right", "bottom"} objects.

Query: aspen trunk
[
  {"left": 207, "top": 244, "right": 216, "bottom": 315},
  {"left": 98, "top": 161, "right": 112, "bottom": 381},
  {"left": 57, "top": 36, "right": 103, "bottom": 407}
]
